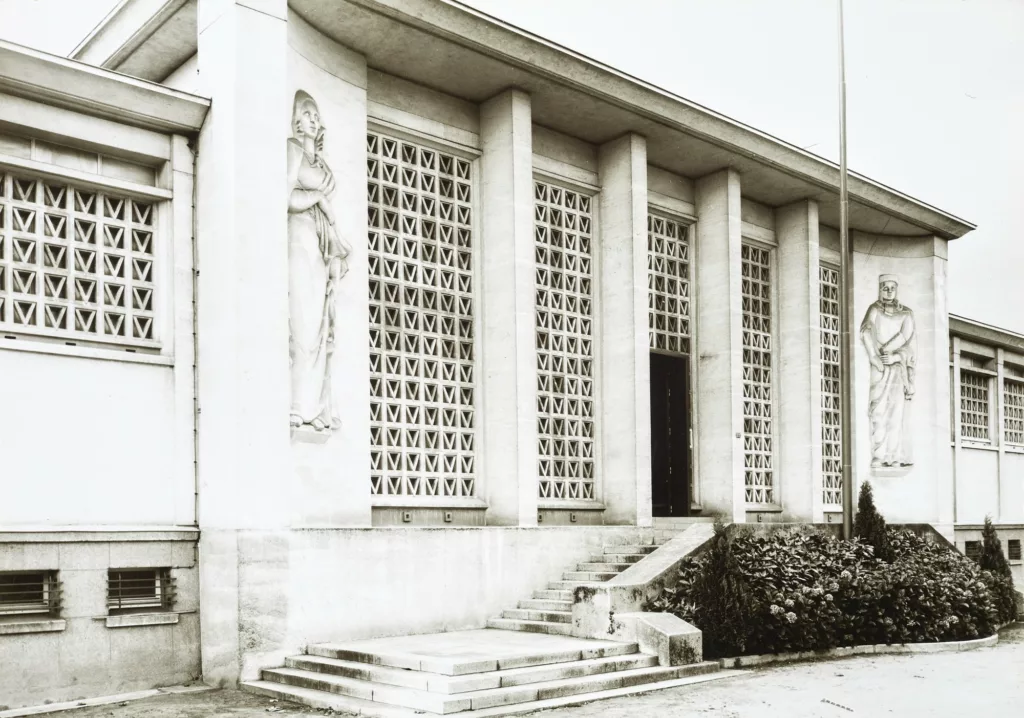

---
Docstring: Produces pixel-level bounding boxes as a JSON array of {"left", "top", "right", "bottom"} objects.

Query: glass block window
[
  {"left": 741, "top": 244, "right": 774, "bottom": 504},
  {"left": 647, "top": 214, "right": 690, "bottom": 355},
  {"left": 366, "top": 132, "right": 476, "bottom": 498},
  {"left": 534, "top": 180, "right": 596, "bottom": 500},
  {"left": 1004, "top": 378, "right": 1024, "bottom": 445},
  {"left": 0, "top": 171, "right": 156, "bottom": 344},
  {"left": 819, "top": 265, "right": 842, "bottom": 507},
  {"left": 960, "top": 370, "right": 990, "bottom": 442}
]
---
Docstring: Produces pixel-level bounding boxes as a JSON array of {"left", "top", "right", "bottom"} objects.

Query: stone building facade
[{"left": 0, "top": 0, "right": 1015, "bottom": 709}]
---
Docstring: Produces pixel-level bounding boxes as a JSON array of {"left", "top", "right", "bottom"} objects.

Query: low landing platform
[
  {"left": 243, "top": 628, "right": 735, "bottom": 716},
  {"left": 306, "top": 628, "right": 635, "bottom": 676}
]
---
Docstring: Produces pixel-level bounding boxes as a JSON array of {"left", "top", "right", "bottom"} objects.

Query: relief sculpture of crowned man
[
  {"left": 860, "top": 274, "right": 916, "bottom": 468},
  {"left": 287, "top": 90, "right": 352, "bottom": 431}
]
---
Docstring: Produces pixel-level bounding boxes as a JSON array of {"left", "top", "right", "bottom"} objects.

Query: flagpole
[{"left": 838, "top": 0, "right": 855, "bottom": 540}]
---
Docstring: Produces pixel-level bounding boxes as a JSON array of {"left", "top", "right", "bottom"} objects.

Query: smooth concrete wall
[
  {"left": 851, "top": 233, "right": 953, "bottom": 532},
  {"left": 647, "top": 165, "right": 694, "bottom": 213},
  {"left": 1003, "top": 452, "right": 1024, "bottom": 522},
  {"left": 368, "top": 70, "right": 478, "bottom": 139},
  {"left": 201, "top": 526, "right": 656, "bottom": 684},
  {"left": 955, "top": 448, "right": 1000, "bottom": 523},
  {"left": 0, "top": 537, "right": 199, "bottom": 710},
  {"left": 741, "top": 197, "right": 775, "bottom": 231},
  {"left": 533, "top": 125, "right": 598, "bottom": 177},
  {"left": 0, "top": 353, "right": 190, "bottom": 527}
]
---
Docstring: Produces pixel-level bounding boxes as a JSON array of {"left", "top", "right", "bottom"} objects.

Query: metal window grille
[
  {"left": 0, "top": 571, "right": 61, "bottom": 617},
  {"left": 647, "top": 214, "right": 690, "bottom": 355},
  {"left": 819, "top": 265, "right": 842, "bottom": 507},
  {"left": 741, "top": 244, "right": 774, "bottom": 504},
  {"left": 107, "top": 568, "right": 175, "bottom": 613},
  {"left": 1009, "top": 539, "right": 1022, "bottom": 561},
  {"left": 964, "top": 541, "right": 981, "bottom": 562},
  {"left": 960, "top": 370, "right": 990, "bottom": 441},
  {"left": 366, "top": 132, "right": 476, "bottom": 498},
  {"left": 534, "top": 180, "right": 596, "bottom": 501},
  {"left": 1005, "top": 379, "right": 1024, "bottom": 445},
  {"left": 0, "top": 170, "right": 157, "bottom": 344}
]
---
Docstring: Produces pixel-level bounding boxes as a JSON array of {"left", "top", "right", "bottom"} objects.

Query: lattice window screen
[
  {"left": 366, "top": 132, "right": 476, "bottom": 497},
  {"left": 741, "top": 244, "right": 774, "bottom": 504},
  {"left": 819, "top": 265, "right": 842, "bottom": 507},
  {"left": 959, "top": 370, "right": 990, "bottom": 442},
  {"left": 534, "top": 180, "right": 596, "bottom": 500},
  {"left": 647, "top": 214, "right": 690, "bottom": 355},
  {"left": 0, "top": 171, "right": 156, "bottom": 344},
  {"left": 1005, "top": 378, "right": 1024, "bottom": 445}
]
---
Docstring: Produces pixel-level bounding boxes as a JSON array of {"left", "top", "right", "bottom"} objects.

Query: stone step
[
  {"left": 603, "top": 545, "right": 658, "bottom": 555},
  {"left": 486, "top": 618, "right": 575, "bottom": 636},
  {"left": 576, "top": 562, "right": 631, "bottom": 573},
  {"left": 283, "top": 652, "right": 659, "bottom": 694},
  {"left": 501, "top": 608, "right": 572, "bottom": 624},
  {"left": 562, "top": 571, "right": 617, "bottom": 582},
  {"left": 518, "top": 598, "right": 572, "bottom": 612},
  {"left": 592, "top": 552, "right": 646, "bottom": 564},
  {"left": 260, "top": 662, "right": 719, "bottom": 714},
  {"left": 534, "top": 589, "right": 572, "bottom": 601},
  {"left": 244, "top": 662, "right": 737, "bottom": 717}
]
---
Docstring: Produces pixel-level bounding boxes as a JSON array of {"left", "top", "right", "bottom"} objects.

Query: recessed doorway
[{"left": 650, "top": 352, "right": 692, "bottom": 517}]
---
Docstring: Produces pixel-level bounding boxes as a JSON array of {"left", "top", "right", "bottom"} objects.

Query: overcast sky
[{"left": 1, "top": 0, "right": 1020, "bottom": 331}]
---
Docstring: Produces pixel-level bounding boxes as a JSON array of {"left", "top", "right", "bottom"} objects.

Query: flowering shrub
[{"left": 647, "top": 525, "right": 1005, "bottom": 658}]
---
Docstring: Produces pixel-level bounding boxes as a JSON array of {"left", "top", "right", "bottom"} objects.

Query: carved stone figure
[
  {"left": 859, "top": 274, "right": 916, "bottom": 468},
  {"left": 287, "top": 90, "right": 351, "bottom": 431}
]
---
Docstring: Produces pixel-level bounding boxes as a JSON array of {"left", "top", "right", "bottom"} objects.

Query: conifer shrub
[
  {"left": 854, "top": 481, "right": 891, "bottom": 562},
  {"left": 977, "top": 516, "right": 1019, "bottom": 624},
  {"left": 648, "top": 525, "right": 1004, "bottom": 658}
]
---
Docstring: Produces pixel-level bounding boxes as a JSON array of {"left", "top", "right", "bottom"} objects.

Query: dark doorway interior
[{"left": 650, "top": 352, "right": 692, "bottom": 517}]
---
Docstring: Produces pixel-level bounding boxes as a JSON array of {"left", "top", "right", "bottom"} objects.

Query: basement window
[
  {"left": 107, "top": 568, "right": 175, "bottom": 614},
  {"left": 964, "top": 541, "right": 982, "bottom": 562},
  {"left": 1009, "top": 539, "right": 1022, "bottom": 562},
  {"left": 0, "top": 571, "right": 62, "bottom": 618}
]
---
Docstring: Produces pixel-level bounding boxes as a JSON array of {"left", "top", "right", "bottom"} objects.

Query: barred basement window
[
  {"left": 741, "top": 244, "right": 774, "bottom": 504},
  {"left": 647, "top": 214, "right": 690, "bottom": 355},
  {"left": 960, "top": 370, "right": 991, "bottom": 442},
  {"left": 1009, "top": 539, "right": 1022, "bottom": 561},
  {"left": 535, "top": 180, "right": 596, "bottom": 501},
  {"left": 0, "top": 170, "right": 157, "bottom": 345},
  {"left": 107, "top": 568, "right": 174, "bottom": 614},
  {"left": 0, "top": 571, "right": 61, "bottom": 617},
  {"left": 964, "top": 541, "right": 981, "bottom": 562},
  {"left": 1005, "top": 378, "right": 1024, "bottom": 445},
  {"left": 820, "top": 265, "right": 842, "bottom": 507},
  {"left": 366, "top": 132, "right": 476, "bottom": 498}
]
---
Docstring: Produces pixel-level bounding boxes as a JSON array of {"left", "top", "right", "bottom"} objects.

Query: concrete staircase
[
  {"left": 486, "top": 542, "right": 660, "bottom": 635},
  {"left": 244, "top": 630, "right": 728, "bottom": 717}
]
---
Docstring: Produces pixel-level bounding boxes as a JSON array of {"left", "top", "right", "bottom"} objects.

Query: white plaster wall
[
  {"left": 213, "top": 526, "right": 656, "bottom": 681},
  {"left": 1001, "top": 452, "right": 1024, "bottom": 522},
  {"left": 162, "top": 54, "right": 200, "bottom": 94},
  {"left": 287, "top": 12, "right": 371, "bottom": 528},
  {"left": 0, "top": 353, "right": 187, "bottom": 526},
  {"left": 955, "top": 448, "right": 1000, "bottom": 523},
  {"left": 851, "top": 234, "right": 952, "bottom": 526}
]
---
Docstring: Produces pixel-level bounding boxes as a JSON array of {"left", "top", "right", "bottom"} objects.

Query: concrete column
[
  {"left": 479, "top": 89, "right": 539, "bottom": 526},
  {"left": 194, "top": 0, "right": 289, "bottom": 687},
  {"left": 775, "top": 200, "right": 821, "bottom": 522},
  {"left": 932, "top": 248, "right": 955, "bottom": 535},
  {"left": 996, "top": 348, "right": 1007, "bottom": 521},
  {"left": 597, "top": 133, "right": 650, "bottom": 526},
  {"left": 693, "top": 169, "right": 745, "bottom": 522}
]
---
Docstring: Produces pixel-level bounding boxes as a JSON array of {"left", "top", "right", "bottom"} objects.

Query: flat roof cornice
[
  {"left": 950, "top": 314, "right": 1024, "bottom": 352},
  {"left": 0, "top": 39, "right": 208, "bottom": 135},
  {"left": 347, "top": 0, "right": 973, "bottom": 239}
]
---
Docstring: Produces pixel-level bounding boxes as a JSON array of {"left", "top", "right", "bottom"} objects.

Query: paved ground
[{"left": 55, "top": 624, "right": 1024, "bottom": 718}]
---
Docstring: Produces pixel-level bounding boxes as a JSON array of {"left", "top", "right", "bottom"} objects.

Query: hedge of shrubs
[{"left": 647, "top": 486, "right": 1019, "bottom": 659}]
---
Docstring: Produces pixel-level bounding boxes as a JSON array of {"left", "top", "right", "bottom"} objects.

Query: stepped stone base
[{"left": 242, "top": 629, "right": 730, "bottom": 716}]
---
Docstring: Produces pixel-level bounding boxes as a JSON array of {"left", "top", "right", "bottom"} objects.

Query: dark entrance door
[{"left": 650, "top": 352, "right": 691, "bottom": 517}]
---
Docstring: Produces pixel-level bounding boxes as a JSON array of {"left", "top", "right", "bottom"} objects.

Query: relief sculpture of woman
[{"left": 287, "top": 90, "right": 351, "bottom": 431}]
